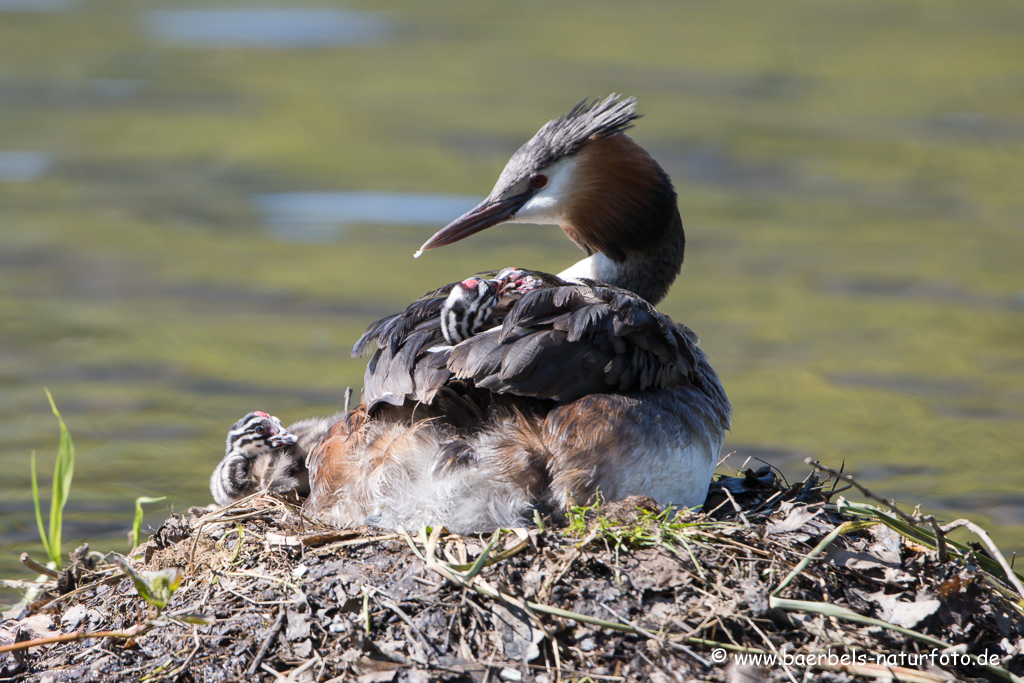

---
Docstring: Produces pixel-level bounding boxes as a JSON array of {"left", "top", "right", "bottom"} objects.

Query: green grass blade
[
  {"left": 133, "top": 497, "right": 167, "bottom": 548},
  {"left": 44, "top": 389, "right": 75, "bottom": 568},
  {"left": 109, "top": 554, "right": 156, "bottom": 608},
  {"left": 770, "top": 519, "right": 875, "bottom": 599},
  {"left": 29, "top": 450, "right": 55, "bottom": 565},
  {"left": 463, "top": 529, "right": 501, "bottom": 581}
]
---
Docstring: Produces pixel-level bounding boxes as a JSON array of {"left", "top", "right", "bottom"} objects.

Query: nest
[{"left": 2, "top": 466, "right": 1023, "bottom": 682}]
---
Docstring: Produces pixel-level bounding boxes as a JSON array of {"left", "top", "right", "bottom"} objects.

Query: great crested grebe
[{"left": 293, "top": 95, "right": 732, "bottom": 532}]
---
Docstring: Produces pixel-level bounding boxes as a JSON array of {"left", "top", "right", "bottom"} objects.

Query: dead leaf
[
  {"left": 490, "top": 602, "right": 543, "bottom": 662},
  {"left": 286, "top": 609, "right": 311, "bottom": 641},
  {"left": 826, "top": 548, "right": 914, "bottom": 585},
  {"left": 626, "top": 550, "right": 691, "bottom": 590},
  {"left": 868, "top": 591, "right": 941, "bottom": 628},
  {"left": 866, "top": 523, "right": 902, "bottom": 564},
  {"left": 766, "top": 503, "right": 821, "bottom": 535},
  {"left": 60, "top": 604, "right": 87, "bottom": 632}
]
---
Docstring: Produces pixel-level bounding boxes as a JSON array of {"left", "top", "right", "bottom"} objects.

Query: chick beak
[
  {"left": 415, "top": 191, "right": 532, "bottom": 257},
  {"left": 269, "top": 432, "right": 297, "bottom": 449}
]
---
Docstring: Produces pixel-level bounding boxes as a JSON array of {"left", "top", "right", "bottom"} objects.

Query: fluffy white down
[
  {"left": 322, "top": 426, "right": 534, "bottom": 534},
  {"left": 318, "top": 418, "right": 720, "bottom": 533},
  {"left": 210, "top": 456, "right": 240, "bottom": 507}
]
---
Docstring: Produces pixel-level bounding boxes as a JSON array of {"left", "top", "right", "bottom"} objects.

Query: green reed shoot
[
  {"left": 30, "top": 389, "right": 76, "bottom": 568},
  {"left": 132, "top": 496, "right": 166, "bottom": 549}
]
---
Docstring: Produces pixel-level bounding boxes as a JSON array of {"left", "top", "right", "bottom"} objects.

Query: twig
[
  {"left": 0, "top": 620, "right": 151, "bottom": 655},
  {"left": 745, "top": 489, "right": 784, "bottom": 518},
  {"left": 807, "top": 458, "right": 952, "bottom": 561},
  {"left": 221, "top": 585, "right": 301, "bottom": 607},
  {"left": 598, "top": 602, "right": 709, "bottom": 666},
  {"left": 939, "top": 518, "right": 1024, "bottom": 601},
  {"left": 221, "top": 569, "right": 299, "bottom": 587},
  {"left": 539, "top": 544, "right": 587, "bottom": 603},
  {"left": 697, "top": 532, "right": 773, "bottom": 558},
  {"left": 20, "top": 553, "right": 60, "bottom": 579},
  {"left": 308, "top": 533, "right": 403, "bottom": 556},
  {"left": 158, "top": 625, "right": 202, "bottom": 679},
  {"left": 37, "top": 572, "right": 126, "bottom": 612},
  {"left": 744, "top": 615, "right": 797, "bottom": 683},
  {"left": 260, "top": 662, "right": 289, "bottom": 682},
  {"left": 195, "top": 576, "right": 216, "bottom": 613},
  {"left": 721, "top": 488, "right": 750, "bottom": 528},
  {"left": 375, "top": 594, "right": 443, "bottom": 661},
  {"left": 285, "top": 653, "right": 321, "bottom": 680},
  {"left": 247, "top": 609, "right": 286, "bottom": 675},
  {"left": 805, "top": 460, "right": 918, "bottom": 523},
  {"left": 1, "top": 578, "right": 55, "bottom": 591}
]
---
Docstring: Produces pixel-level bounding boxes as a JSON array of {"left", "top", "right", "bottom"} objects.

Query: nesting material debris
[{"left": 2, "top": 468, "right": 1022, "bottom": 682}]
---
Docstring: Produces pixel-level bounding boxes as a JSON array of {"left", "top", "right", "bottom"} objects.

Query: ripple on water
[
  {"left": 0, "top": 151, "right": 51, "bottom": 182},
  {"left": 253, "top": 191, "right": 479, "bottom": 243},
  {"left": 721, "top": 444, "right": 813, "bottom": 471},
  {"left": 0, "top": 0, "right": 76, "bottom": 10},
  {"left": 829, "top": 373, "right": 981, "bottom": 400},
  {"left": 144, "top": 8, "right": 392, "bottom": 49},
  {"left": 821, "top": 277, "right": 1018, "bottom": 311},
  {"left": 923, "top": 494, "right": 1024, "bottom": 531}
]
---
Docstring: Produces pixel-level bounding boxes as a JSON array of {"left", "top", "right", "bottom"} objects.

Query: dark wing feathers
[
  {"left": 358, "top": 273, "right": 704, "bottom": 408},
  {"left": 565, "top": 304, "right": 610, "bottom": 342},
  {"left": 352, "top": 294, "right": 447, "bottom": 358},
  {"left": 499, "top": 331, "right": 554, "bottom": 381},
  {"left": 454, "top": 284, "right": 701, "bottom": 401}
]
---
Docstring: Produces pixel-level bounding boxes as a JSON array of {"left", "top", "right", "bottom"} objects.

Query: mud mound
[{"left": 3, "top": 468, "right": 1023, "bottom": 682}]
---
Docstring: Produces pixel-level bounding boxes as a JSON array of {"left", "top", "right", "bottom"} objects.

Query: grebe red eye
[
  {"left": 255, "top": 424, "right": 266, "bottom": 434},
  {"left": 529, "top": 174, "right": 548, "bottom": 189}
]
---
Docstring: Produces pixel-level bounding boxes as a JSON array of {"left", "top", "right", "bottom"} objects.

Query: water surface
[
  {"left": 0, "top": 0, "right": 76, "bottom": 10},
  {"left": 253, "top": 191, "right": 478, "bottom": 242},
  {"left": 2, "top": 0, "right": 1022, "bottom": 608},
  {"left": 144, "top": 8, "right": 391, "bottom": 48},
  {"left": 0, "top": 152, "right": 51, "bottom": 182}
]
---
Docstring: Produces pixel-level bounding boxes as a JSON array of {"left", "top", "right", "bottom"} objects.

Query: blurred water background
[{"left": 1, "top": 1, "right": 1022, "bottom": 606}]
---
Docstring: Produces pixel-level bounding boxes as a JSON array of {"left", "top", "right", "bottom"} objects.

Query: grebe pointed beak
[{"left": 416, "top": 190, "right": 533, "bottom": 255}]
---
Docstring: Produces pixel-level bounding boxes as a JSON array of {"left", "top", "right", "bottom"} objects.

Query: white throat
[{"left": 557, "top": 252, "right": 616, "bottom": 284}]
